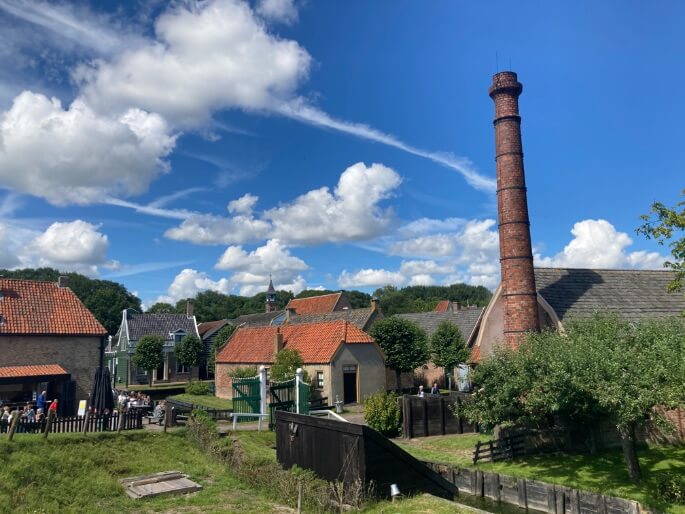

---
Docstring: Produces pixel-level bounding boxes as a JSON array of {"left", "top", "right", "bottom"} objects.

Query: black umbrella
[{"left": 89, "top": 367, "right": 115, "bottom": 414}]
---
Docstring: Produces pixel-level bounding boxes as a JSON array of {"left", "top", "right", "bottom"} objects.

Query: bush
[
  {"left": 364, "top": 392, "right": 401, "bottom": 437},
  {"left": 656, "top": 472, "right": 685, "bottom": 504},
  {"left": 185, "top": 381, "right": 210, "bottom": 395},
  {"left": 228, "top": 366, "right": 258, "bottom": 379}
]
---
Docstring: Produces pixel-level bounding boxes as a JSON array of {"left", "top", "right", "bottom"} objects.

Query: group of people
[
  {"left": 417, "top": 382, "right": 441, "bottom": 398},
  {"left": 0, "top": 391, "right": 59, "bottom": 424},
  {"left": 114, "top": 389, "right": 152, "bottom": 412}
]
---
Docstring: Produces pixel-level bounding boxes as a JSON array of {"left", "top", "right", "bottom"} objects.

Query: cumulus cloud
[
  {"left": 76, "top": 0, "right": 310, "bottom": 127},
  {"left": 216, "top": 239, "right": 307, "bottom": 273},
  {"left": 338, "top": 268, "right": 405, "bottom": 289},
  {"left": 535, "top": 219, "right": 665, "bottom": 270},
  {"left": 256, "top": 0, "right": 298, "bottom": 24},
  {"left": 0, "top": 92, "right": 175, "bottom": 205},
  {"left": 156, "top": 268, "right": 233, "bottom": 304},
  {"left": 166, "top": 162, "right": 402, "bottom": 246}
]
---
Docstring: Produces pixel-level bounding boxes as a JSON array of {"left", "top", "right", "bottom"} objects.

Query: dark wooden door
[{"left": 343, "top": 366, "right": 357, "bottom": 404}]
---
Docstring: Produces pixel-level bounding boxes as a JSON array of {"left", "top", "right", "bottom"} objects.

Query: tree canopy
[
  {"left": 370, "top": 317, "right": 428, "bottom": 391},
  {"left": 429, "top": 321, "right": 469, "bottom": 377},
  {"left": 638, "top": 189, "right": 685, "bottom": 294},
  {"left": 270, "top": 349, "right": 309, "bottom": 383},
  {"left": 464, "top": 314, "right": 685, "bottom": 481},
  {"left": 208, "top": 324, "right": 236, "bottom": 373},
  {"left": 175, "top": 334, "right": 203, "bottom": 371},
  {"left": 132, "top": 335, "right": 164, "bottom": 386},
  {"left": 0, "top": 267, "right": 141, "bottom": 335},
  {"left": 146, "top": 302, "right": 176, "bottom": 314},
  {"left": 373, "top": 284, "right": 491, "bottom": 315}
]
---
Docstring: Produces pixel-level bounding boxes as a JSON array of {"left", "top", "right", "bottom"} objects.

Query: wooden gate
[{"left": 232, "top": 375, "right": 261, "bottom": 422}]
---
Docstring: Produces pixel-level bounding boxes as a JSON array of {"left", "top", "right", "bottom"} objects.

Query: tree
[
  {"left": 372, "top": 283, "right": 492, "bottom": 315},
  {"left": 464, "top": 314, "right": 685, "bottom": 481},
  {"left": 132, "top": 335, "right": 164, "bottom": 386},
  {"left": 638, "top": 189, "right": 685, "bottom": 295},
  {"left": 209, "top": 324, "right": 236, "bottom": 373},
  {"left": 147, "top": 302, "right": 177, "bottom": 314},
  {"left": 175, "top": 335, "right": 203, "bottom": 378},
  {"left": 429, "top": 322, "right": 469, "bottom": 389},
  {"left": 370, "top": 317, "right": 428, "bottom": 391},
  {"left": 270, "top": 349, "right": 309, "bottom": 383}
]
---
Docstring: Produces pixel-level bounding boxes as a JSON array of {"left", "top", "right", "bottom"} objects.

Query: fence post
[
  {"left": 457, "top": 397, "right": 463, "bottom": 434},
  {"left": 7, "top": 411, "right": 19, "bottom": 441},
  {"left": 440, "top": 396, "right": 446, "bottom": 435},
  {"left": 117, "top": 410, "right": 125, "bottom": 433},
  {"left": 43, "top": 410, "right": 55, "bottom": 439},
  {"left": 82, "top": 411, "right": 90, "bottom": 435},
  {"left": 259, "top": 365, "right": 268, "bottom": 418},
  {"left": 295, "top": 368, "right": 303, "bottom": 414}
]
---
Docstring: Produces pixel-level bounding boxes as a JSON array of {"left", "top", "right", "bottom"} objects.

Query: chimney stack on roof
[
  {"left": 489, "top": 71, "right": 540, "bottom": 348},
  {"left": 274, "top": 328, "right": 284, "bottom": 356},
  {"left": 57, "top": 276, "right": 69, "bottom": 288},
  {"left": 186, "top": 298, "right": 194, "bottom": 318}
]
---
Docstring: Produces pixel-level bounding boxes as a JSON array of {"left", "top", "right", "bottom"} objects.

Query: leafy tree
[
  {"left": 638, "top": 189, "right": 685, "bottom": 294},
  {"left": 372, "top": 283, "right": 491, "bottom": 315},
  {"left": 228, "top": 366, "right": 258, "bottom": 379},
  {"left": 147, "top": 302, "right": 177, "bottom": 314},
  {"left": 464, "top": 314, "right": 685, "bottom": 481},
  {"left": 209, "top": 324, "right": 236, "bottom": 373},
  {"left": 132, "top": 335, "right": 164, "bottom": 386},
  {"left": 364, "top": 392, "right": 401, "bottom": 437},
  {"left": 430, "top": 322, "right": 469, "bottom": 388},
  {"left": 270, "top": 349, "right": 309, "bottom": 383},
  {"left": 370, "top": 317, "right": 428, "bottom": 391},
  {"left": 175, "top": 334, "right": 203, "bottom": 377}
]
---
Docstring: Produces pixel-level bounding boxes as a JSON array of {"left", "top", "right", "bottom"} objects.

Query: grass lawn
[
  {"left": 365, "top": 494, "right": 475, "bottom": 513},
  {"left": 0, "top": 431, "right": 288, "bottom": 514},
  {"left": 395, "top": 434, "right": 685, "bottom": 513},
  {"left": 168, "top": 393, "right": 232, "bottom": 410}
]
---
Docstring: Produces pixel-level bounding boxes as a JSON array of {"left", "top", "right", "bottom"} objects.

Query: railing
[
  {"left": 472, "top": 433, "right": 527, "bottom": 464},
  {"left": 0, "top": 410, "right": 144, "bottom": 434}
]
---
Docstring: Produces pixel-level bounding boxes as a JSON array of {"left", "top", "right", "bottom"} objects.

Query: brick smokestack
[{"left": 489, "top": 71, "right": 540, "bottom": 348}]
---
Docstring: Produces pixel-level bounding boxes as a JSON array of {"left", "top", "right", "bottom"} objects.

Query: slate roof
[
  {"left": 229, "top": 311, "right": 283, "bottom": 327},
  {"left": 398, "top": 307, "right": 484, "bottom": 342},
  {"left": 126, "top": 312, "right": 198, "bottom": 341},
  {"left": 0, "top": 364, "right": 69, "bottom": 379},
  {"left": 286, "top": 293, "right": 343, "bottom": 315},
  {"left": 0, "top": 279, "right": 106, "bottom": 336},
  {"left": 216, "top": 320, "right": 375, "bottom": 364},
  {"left": 535, "top": 268, "right": 685, "bottom": 323},
  {"left": 287, "top": 307, "right": 377, "bottom": 330}
]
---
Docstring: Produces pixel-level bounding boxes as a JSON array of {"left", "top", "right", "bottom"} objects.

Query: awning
[{"left": 0, "top": 364, "right": 69, "bottom": 381}]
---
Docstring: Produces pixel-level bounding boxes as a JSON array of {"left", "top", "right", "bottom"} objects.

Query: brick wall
[
  {"left": 0, "top": 334, "right": 101, "bottom": 411},
  {"left": 489, "top": 71, "right": 540, "bottom": 348}
]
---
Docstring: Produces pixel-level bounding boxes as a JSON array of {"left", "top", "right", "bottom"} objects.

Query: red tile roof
[
  {"left": 216, "top": 320, "right": 375, "bottom": 364},
  {"left": 0, "top": 279, "right": 106, "bottom": 336},
  {"left": 286, "top": 293, "right": 342, "bottom": 315},
  {"left": 0, "top": 364, "right": 68, "bottom": 378},
  {"left": 434, "top": 300, "right": 450, "bottom": 312}
]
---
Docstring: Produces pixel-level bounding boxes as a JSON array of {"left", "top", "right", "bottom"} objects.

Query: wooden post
[
  {"left": 43, "top": 409, "right": 55, "bottom": 439},
  {"left": 82, "top": 410, "right": 90, "bottom": 435},
  {"left": 164, "top": 405, "right": 171, "bottom": 433},
  {"left": 117, "top": 410, "right": 125, "bottom": 433},
  {"left": 473, "top": 441, "right": 481, "bottom": 465},
  {"left": 456, "top": 397, "right": 464, "bottom": 434},
  {"left": 440, "top": 397, "right": 446, "bottom": 435},
  {"left": 423, "top": 397, "right": 428, "bottom": 437},
  {"left": 7, "top": 411, "right": 20, "bottom": 441}
]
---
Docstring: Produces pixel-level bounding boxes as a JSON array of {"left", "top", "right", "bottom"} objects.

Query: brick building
[
  {"left": 0, "top": 278, "right": 107, "bottom": 414},
  {"left": 215, "top": 320, "right": 386, "bottom": 404}
]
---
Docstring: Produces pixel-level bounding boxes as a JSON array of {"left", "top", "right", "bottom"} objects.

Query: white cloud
[
  {"left": 165, "top": 162, "right": 402, "bottom": 246},
  {"left": 407, "top": 274, "right": 436, "bottom": 286},
  {"left": 338, "top": 268, "right": 405, "bottom": 289},
  {"left": 399, "top": 260, "right": 454, "bottom": 276},
  {"left": 535, "top": 219, "right": 665, "bottom": 270},
  {"left": 76, "top": 0, "right": 311, "bottom": 128},
  {"left": 237, "top": 276, "right": 306, "bottom": 297},
  {"left": 256, "top": 0, "right": 298, "bottom": 24},
  {"left": 216, "top": 239, "right": 308, "bottom": 273},
  {"left": 266, "top": 162, "right": 401, "bottom": 244},
  {"left": 228, "top": 193, "right": 259, "bottom": 214},
  {"left": 0, "top": 92, "right": 175, "bottom": 205},
  {"left": 0, "top": 222, "right": 21, "bottom": 267},
  {"left": 156, "top": 268, "right": 233, "bottom": 304}
]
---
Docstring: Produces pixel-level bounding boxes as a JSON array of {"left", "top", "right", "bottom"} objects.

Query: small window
[
  {"left": 316, "top": 371, "right": 324, "bottom": 389},
  {"left": 176, "top": 362, "right": 190, "bottom": 374}
]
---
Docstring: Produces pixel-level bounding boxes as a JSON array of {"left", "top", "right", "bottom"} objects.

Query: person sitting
[
  {"left": 26, "top": 405, "right": 36, "bottom": 423},
  {"left": 35, "top": 408, "right": 45, "bottom": 423},
  {"left": 417, "top": 385, "right": 425, "bottom": 398},
  {"left": 430, "top": 382, "right": 440, "bottom": 396},
  {"left": 152, "top": 401, "right": 165, "bottom": 424}
]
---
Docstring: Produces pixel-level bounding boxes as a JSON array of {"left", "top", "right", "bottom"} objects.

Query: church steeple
[{"left": 265, "top": 274, "right": 277, "bottom": 313}]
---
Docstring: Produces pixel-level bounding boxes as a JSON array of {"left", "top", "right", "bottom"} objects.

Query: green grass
[
  {"left": 168, "top": 393, "right": 232, "bottom": 410},
  {"left": 395, "top": 434, "right": 685, "bottom": 513},
  {"left": 0, "top": 430, "right": 286, "bottom": 514},
  {"left": 365, "top": 494, "right": 474, "bottom": 513}
]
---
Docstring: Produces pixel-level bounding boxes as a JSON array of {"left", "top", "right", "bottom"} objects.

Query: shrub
[
  {"left": 364, "top": 392, "right": 401, "bottom": 437},
  {"left": 228, "top": 366, "right": 258, "bottom": 379},
  {"left": 656, "top": 472, "right": 685, "bottom": 504},
  {"left": 185, "top": 381, "right": 210, "bottom": 395}
]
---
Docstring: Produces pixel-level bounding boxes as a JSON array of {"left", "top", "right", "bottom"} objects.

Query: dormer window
[{"left": 170, "top": 330, "right": 187, "bottom": 344}]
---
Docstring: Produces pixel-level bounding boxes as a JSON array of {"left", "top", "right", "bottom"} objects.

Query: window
[
  {"left": 316, "top": 371, "right": 324, "bottom": 389},
  {"left": 176, "top": 362, "right": 190, "bottom": 374}
]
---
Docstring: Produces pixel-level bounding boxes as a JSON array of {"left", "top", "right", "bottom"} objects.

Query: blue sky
[{"left": 0, "top": 0, "right": 682, "bottom": 306}]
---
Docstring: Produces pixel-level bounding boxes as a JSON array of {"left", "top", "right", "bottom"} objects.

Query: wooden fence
[
  {"left": 401, "top": 394, "right": 477, "bottom": 439},
  {"left": 472, "top": 433, "right": 527, "bottom": 464},
  {"left": 422, "top": 461, "right": 640, "bottom": 514},
  {"left": 0, "top": 411, "right": 143, "bottom": 434}
]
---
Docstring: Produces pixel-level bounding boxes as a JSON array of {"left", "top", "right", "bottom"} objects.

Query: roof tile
[
  {"left": 286, "top": 293, "right": 343, "bottom": 315},
  {"left": 0, "top": 364, "right": 68, "bottom": 378}
]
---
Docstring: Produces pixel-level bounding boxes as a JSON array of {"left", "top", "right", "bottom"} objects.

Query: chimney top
[
  {"left": 489, "top": 71, "right": 522, "bottom": 98},
  {"left": 186, "top": 298, "right": 194, "bottom": 318},
  {"left": 57, "top": 276, "right": 69, "bottom": 288}
]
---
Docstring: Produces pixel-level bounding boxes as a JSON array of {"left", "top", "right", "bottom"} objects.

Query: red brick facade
[{"left": 489, "top": 72, "right": 540, "bottom": 348}]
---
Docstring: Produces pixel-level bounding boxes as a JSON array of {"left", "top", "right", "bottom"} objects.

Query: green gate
[
  {"left": 232, "top": 376, "right": 261, "bottom": 422},
  {"left": 268, "top": 376, "right": 310, "bottom": 429}
]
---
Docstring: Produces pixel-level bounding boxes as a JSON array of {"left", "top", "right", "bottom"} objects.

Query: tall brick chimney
[{"left": 489, "top": 71, "right": 540, "bottom": 348}]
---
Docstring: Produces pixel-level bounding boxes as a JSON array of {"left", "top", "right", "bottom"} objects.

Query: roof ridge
[
  {"left": 0, "top": 278, "right": 61, "bottom": 285},
  {"left": 535, "top": 267, "right": 673, "bottom": 273},
  {"left": 290, "top": 292, "right": 342, "bottom": 300}
]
